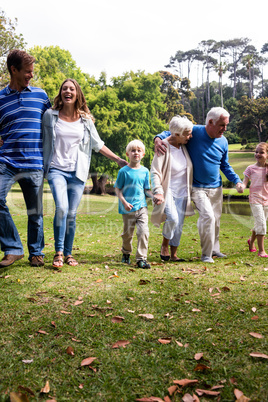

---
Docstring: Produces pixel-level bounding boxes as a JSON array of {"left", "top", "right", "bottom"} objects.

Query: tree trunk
[{"left": 90, "top": 174, "right": 108, "bottom": 195}]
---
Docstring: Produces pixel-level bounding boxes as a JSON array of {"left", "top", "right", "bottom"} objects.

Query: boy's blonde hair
[{"left": 126, "top": 140, "right": 145, "bottom": 154}]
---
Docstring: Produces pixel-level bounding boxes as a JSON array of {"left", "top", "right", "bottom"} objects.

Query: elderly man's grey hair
[
  {"left": 205, "top": 107, "right": 230, "bottom": 125},
  {"left": 169, "top": 116, "right": 193, "bottom": 136}
]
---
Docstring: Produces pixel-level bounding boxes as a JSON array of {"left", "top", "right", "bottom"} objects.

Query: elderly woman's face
[{"left": 175, "top": 129, "right": 192, "bottom": 144}]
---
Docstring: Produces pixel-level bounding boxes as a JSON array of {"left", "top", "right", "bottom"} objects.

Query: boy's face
[{"left": 126, "top": 147, "right": 145, "bottom": 163}]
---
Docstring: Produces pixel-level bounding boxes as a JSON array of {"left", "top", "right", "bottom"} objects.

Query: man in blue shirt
[
  {"left": 155, "top": 107, "right": 243, "bottom": 263},
  {"left": 0, "top": 50, "right": 51, "bottom": 268}
]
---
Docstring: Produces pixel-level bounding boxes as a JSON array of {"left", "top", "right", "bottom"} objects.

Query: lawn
[{"left": 0, "top": 189, "right": 267, "bottom": 402}]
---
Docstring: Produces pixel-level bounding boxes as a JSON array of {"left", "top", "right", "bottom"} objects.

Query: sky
[{"left": 1, "top": 0, "right": 267, "bottom": 84}]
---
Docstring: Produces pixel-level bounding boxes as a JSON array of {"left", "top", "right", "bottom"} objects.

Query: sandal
[
  {"left": 64, "top": 255, "right": 78, "bottom": 266},
  {"left": 53, "top": 252, "right": 63, "bottom": 268}
]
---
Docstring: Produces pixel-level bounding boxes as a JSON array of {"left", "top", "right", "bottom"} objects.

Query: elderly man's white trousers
[{"left": 191, "top": 187, "right": 223, "bottom": 258}]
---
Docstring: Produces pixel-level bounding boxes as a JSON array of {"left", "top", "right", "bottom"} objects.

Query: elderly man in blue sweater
[{"left": 154, "top": 107, "right": 243, "bottom": 263}]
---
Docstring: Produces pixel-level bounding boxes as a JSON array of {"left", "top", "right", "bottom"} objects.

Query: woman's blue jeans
[
  {"left": 47, "top": 168, "right": 85, "bottom": 256},
  {"left": 0, "top": 163, "right": 44, "bottom": 259}
]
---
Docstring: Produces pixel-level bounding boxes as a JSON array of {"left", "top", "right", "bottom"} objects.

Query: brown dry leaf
[
  {"left": 78, "top": 384, "right": 83, "bottom": 389},
  {"left": 71, "top": 337, "right": 81, "bottom": 342},
  {"left": 17, "top": 386, "right": 34, "bottom": 396},
  {"left": 37, "top": 330, "right": 48, "bottom": 335},
  {"left": 51, "top": 321, "right": 56, "bottom": 328},
  {"left": 175, "top": 341, "right": 184, "bottom": 347},
  {"left": 194, "top": 352, "right": 203, "bottom": 360},
  {"left": 138, "top": 314, "right": 154, "bottom": 320},
  {"left": 158, "top": 338, "right": 172, "bottom": 344},
  {"left": 251, "top": 307, "right": 257, "bottom": 312},
  {"left": 240, "top": 276, "right": 246, "bottom": 281},
  {"left": 192, "top": 308, "right": 201, "bottom": 312},
  {"left": 206, "top": 328, "right": 213, "bottom": 332},
  {"left": 251, "top": 315, "right": 259, "bottom": 320},
  {"left": 139, "top": 279, "right": 151, "bottom": 285},
  {"left": 40, "top": 380, "right": 50, "bottom": 393},
  {"left": 209, "top": 287, "right": 214, "bottom": 293},
  {"left": 250, "top": 352, "right": 268, "bottom": 359},
  {"left": 193, "top": 363, "right": 210, "bottom": 371},
  {"left": 222, "top": 286, "right": 230, "bottom": 292},
  {"left": 112, "top": 340, "right": 130, "bottom": 348},
  {"left": 195, "top": 389, "right": 220, "bottom": 396},
  {"left": 80, "top": 357, "right": 97, "bottom": 367},
  {"left": 136, "top": 398, "right": 164, "bottom": 402},
  {"left": 230, "top": 377, "right": 238, "bottom": 385},
  {"left": 182, "top": 394, "right": 194, "bottom": 402},
  {"left": 211, "top": 385, "right": 224, "bottom": 390},
  {"left": 74, "top": 300, "right": 84, "bottom": 306},
  {"left": 111, "top": 316, "right": 125, "bottom": 323},
  {"left": 66, "top": 346, "right": 74, "bottom": 355},
  {"left": 96, "top": 279, "right": 103, "bottom": 283},
  {"left": 193, "top": 394, "right": 200, "bottom": 402},
  {"left": 60, "top": 310, "right": 71, "bottom": 314},
  {"left": 234, "top": 389, "right": 246, "bottom": 400},
  {"left": 168, "top": 385, "right": 178, "bottom": 395},
  {"left": 107, "top": 300, "right": 112, "bottom": 304},
  {"left": 249, "top": 332, "right": 263, "bottom": 339},
  {"left": 164, "top": 396, "right": 172, "bottom": 402},
  {"left": 10, "top": 392, "right": 29, "bottom": 402},
  {"left": 173, "top": 379, "right": 198, "bottom": 387}
]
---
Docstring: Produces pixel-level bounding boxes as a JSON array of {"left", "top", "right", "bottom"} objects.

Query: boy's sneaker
[
  {"left": 137, "top": 260, "right": 151, "bottom": 269},
  {"left": 122, "top": 254, "right": 131, "bottom": 264}
]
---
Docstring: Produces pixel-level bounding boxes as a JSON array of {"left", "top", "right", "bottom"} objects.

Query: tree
[
  {"left": 29, "top": 45, "right": 99, "bottom": 101},
  {"left": 237, "top": 96, "right": 268, "bottom": 142},
  {"left": 0, "top": 9, "right": 26, "bottom": 87}
]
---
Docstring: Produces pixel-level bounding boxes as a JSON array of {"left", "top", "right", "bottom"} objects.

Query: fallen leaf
[
  {"left": 22, "top": 359, "right": 33, "bottom": 364},
  {"left": 10, "top": 392, "right": 29, "bottom": 402},
  {"left": 168, "top": 385, "right": 178, "bottom": 395},
  {"left": 139, "top": 279, "right": 151, "bottom": 285},
  {"left": 164, "top": 396, "right": 172, "bottom": 402},
  {"left": 74, "top": 300, "right": 84, "bottom": 306},
  {"left": 158, "top": 338, "right": 172, "bottom": 344},
  {"left": 136, "top": 398, "right": 164, "bottom": 401},
  {"left": 80, "top": 357, "right": 97, "bottom": 367},
  {"left": 112, "top": 340, "right": 130, "bottom": 348},
  {"left": 51, "top": 321, "right": 56, "bottom": 327},
  {"left": 222, "top": 286, "right": 230, "bottom": 292},
  {"left": 107, "top": 300, "right": 112, "bottom": 304},
  {"left": 111, "top": 316, "right": 125, "bottom": 323},
  {"left": 206, "top": 328, "right": 213, "bottom": 332},
  {"left": 138, "top": 314, "right": 154, "bottom": 320},
  {"left": 230, "top": 377, "right": 238, "bottom": 385},
  {"left": 251, "top": 315, "right": 259, "bottom": 320},
  {"left": 66, "top": 346, "right": 74, "bottom": 355},
  {"left": 251, "top": 307, "right": 257, "bottom": 312},
  {"left": 37, "top": 330, "right": 48, "bottom": 335},
  {"left": 240, "top": 276, "right": 246, "bottom": 281},
  {"left": 249, "top": 352, "right": 268, "bottom": 359},
  {"left": 193, "top": 364, "right": 210, "bottom": 371},
  {"left": 173, "top": 379, "right": 198, "bottom": 387},
  {"left": 79, "top": 384, "right": 84, "bottom": 389},
  {"left": 40, "top": 380, "right": 50, "bottom": 393},
  {"left": 182, "top": 394, "right": 194, "bottom": 402},
  {"left": 195, "top": 389, "right": 220, "bottom": 396},
  {"left": 194, "top": 353, "right": 203, "bottom": 360},
  {"left": 60, "top": 310, "right": 71, "bottom": 314},
  {"left": 96, "top": 279, "right": 103, "bottom": 283},
  {"left": 249, "top": 332, "right": 263, "bottom": 339},
  {"left": 175, "top": 341, "right": 184, "bottom": 347},
  {"left": 192, "top": 308, "right": 201, "bottom": 312},
  {"left": 17, "top": 386, "right": 35, "bottom": 396},
  {"left": 71, "top": 337, "right": 81, "bottom": 342}
]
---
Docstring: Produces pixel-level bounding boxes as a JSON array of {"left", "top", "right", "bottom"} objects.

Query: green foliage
[
  {"left": 0, "top": 9, "right": 26, "bottom": 87},
  {"left": 88, "top": 71, "right": 168, "bottom": 176},
  {"left": 29, "top": 45, "right": 99, "bottom": 101},
  {"left": 237, "top": 96, "right": 268, "bottom": 142}
]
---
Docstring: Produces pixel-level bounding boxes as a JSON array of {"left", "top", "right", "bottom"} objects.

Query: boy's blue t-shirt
[{"left": 114, "top": 165, "right": 150, "bottom": 214}]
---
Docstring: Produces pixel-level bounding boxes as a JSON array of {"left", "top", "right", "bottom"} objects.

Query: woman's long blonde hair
[{"left": 53, "top": 78, "right": 95, "bottom": 121}]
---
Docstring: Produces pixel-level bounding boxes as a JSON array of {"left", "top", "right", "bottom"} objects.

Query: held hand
[
  {"left": 117, "top": 158, "right": 128, "bottom": 168},
  {"left": 153, "top": 194, "right": 164, "bottom": 205},
  {"left": 236, "top": 183, "right": 245, "bottom": 193},
  {"left": 154, "top": 137, "right": 167, "bottom": 156}
]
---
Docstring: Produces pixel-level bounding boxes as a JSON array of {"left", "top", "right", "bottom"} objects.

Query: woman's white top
[
  {"left": 169, "top": 144, "right": 187, "bottom": 198},
  {"left": 50, "top": 118, "right": 84, "bottom": 172}
]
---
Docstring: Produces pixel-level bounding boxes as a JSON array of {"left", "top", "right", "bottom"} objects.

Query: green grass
[{"left": 0, "top": 191, "right": 267, "bottom": 402}]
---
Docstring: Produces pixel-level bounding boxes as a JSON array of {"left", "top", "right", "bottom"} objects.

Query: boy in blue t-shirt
[{"left": 115, "top": 140, "right": 153, "bottom": 268}]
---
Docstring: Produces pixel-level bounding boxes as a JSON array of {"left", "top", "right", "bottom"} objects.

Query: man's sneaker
[
  {"left": 122, "top": 254, "right": 131, "bottom": 264},
  {"left": 201, "top": 255, "right": 214, "bottom": 263},
  {"left": 212, "top": 251, "right": 227, "bottom": 258},
  {"left": 30, "top": 255, "right": 44, "bottom": 267},
  {"left": 137, "top": 260, "right": 151, "bottom": 269}
]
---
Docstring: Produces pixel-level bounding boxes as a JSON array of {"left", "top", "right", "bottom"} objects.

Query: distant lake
[{"left": 223, "top": 200, "right": 251, "bottom": 216}]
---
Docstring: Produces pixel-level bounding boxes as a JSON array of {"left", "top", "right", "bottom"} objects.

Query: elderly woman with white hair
[{"left": 150, "top": 116, "right": 195, "bottom": 262}]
